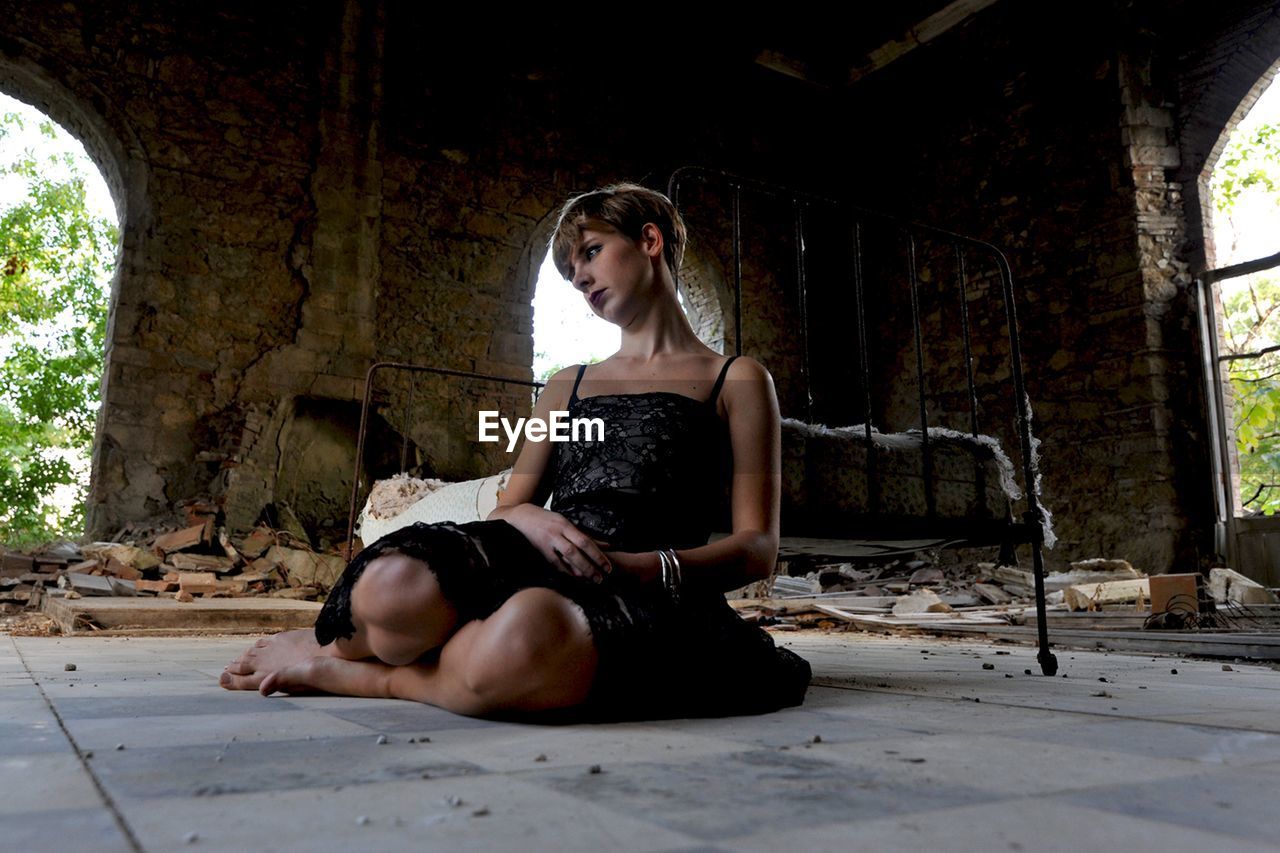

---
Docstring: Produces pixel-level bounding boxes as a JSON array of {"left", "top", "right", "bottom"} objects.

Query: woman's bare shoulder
[
  {"left": 723, "top": 355, "right": 775, "bottom": 392},
  {"left": 538, "top": 364, "right": 582, "bottom": 411},
  {"left": 724, "top": 354, "right": 771, "bottom": 380},
  {"left": 720, "top": 355, "right": 777, "bottom": 414}
]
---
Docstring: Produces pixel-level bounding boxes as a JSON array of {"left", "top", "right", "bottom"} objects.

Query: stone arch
[{"left": 1175, "top": 9, "right": 1280, "bottom": 274}]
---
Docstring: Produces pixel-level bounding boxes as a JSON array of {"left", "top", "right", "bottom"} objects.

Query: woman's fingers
[
  {"left": 551, "top": 536, "right": 607, "bottom": 583},
  {"left": 565, "top": 529, "right": 612, "bottom": 573}
]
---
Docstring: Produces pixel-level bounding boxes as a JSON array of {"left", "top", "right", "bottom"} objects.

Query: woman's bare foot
[
  {"left": 258, "top": 657, "right": 327, "bottom": 696},
  {"left": 220, "top": 629, "right": 323, "bottom": 691},
  {"left": 259, "top": 655, "right": 393, "bottom": 700}
]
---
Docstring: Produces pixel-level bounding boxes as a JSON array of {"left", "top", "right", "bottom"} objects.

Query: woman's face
[{"left": 567, "top": 220, "right": 661, "bottom": 325}]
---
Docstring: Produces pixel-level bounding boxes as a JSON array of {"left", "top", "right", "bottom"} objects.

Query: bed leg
[{"left": 1030, "top": 538, "right": 1058, "bottom": 676}]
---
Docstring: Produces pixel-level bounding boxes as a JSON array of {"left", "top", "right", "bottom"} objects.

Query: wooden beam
[{"left": 848, "top": 0, "right": 1003, "bottom": 85}]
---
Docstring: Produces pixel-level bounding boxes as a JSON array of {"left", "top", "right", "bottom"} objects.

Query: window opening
[
  {"left": 1208, "top": 78, "right": 1280, "bottom": 517},
  {"left": 0, "top": 92, "right": 119, "bottom": 544}
]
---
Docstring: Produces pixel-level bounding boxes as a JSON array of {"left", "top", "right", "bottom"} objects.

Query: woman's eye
[{"left": 585, "top": 246, "right": 601, "bottom": 260}]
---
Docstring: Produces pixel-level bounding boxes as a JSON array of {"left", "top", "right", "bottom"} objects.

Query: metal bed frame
[{"left": 345, "top": 167, "right": 1059, "bottom": 676}]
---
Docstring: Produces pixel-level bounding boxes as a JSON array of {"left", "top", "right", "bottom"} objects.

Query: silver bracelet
[
  {"left": 657, "top": 548, "right": 682, "bottom": 604},
  {"left": 664, "top": 548, "right": 683, "bottom": 591}
]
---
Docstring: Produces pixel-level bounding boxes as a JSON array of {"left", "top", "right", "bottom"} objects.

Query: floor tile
[
  {"left": 63, "top": 709, "right": 374, "bottom": 750},
  {"left": 732, "top": 799, "right": 1273, "bottom": 853},
  {"left": 120, "top": 773, "right": 698, "bottom": 853},
  {"left": 0, "top": 807, "right": 134, "bottom": 853},
  {"left": 0, "top": 754, "right": 103, "bottom": 814},
  {"left": 526, "top": 748, "right": 996, "bottom": 841},
  {"left": 430, "top": 723, "right": 745, "bottom": 773},
  {"left": 91, "top": 734, "right": 485, "bottom": 799},
  {"left": 1054, "top": 760, "right": 1280, "bottom": 845}
]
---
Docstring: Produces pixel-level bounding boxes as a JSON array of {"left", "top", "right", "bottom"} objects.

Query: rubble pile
[
  {"left": 1, "top": 508, "right": 356, "bottom": 615},
  {"left": 736, "top": 556, "right": 1280, "bottom": 634}
]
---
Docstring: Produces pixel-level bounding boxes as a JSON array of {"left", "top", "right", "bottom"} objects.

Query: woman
[{"left": 221, "top": 183, "right": 811, "bottom": 721}]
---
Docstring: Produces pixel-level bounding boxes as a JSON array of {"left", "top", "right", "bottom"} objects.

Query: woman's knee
[
  {"left": 350, "top": 553, "right": 460, "bottom": 665},
  {"left": 461, "top": 588, "right": 597, "bottom": 703}
]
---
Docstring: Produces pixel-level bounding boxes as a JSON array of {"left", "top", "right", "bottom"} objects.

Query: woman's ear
[{"left": 640, "top": 222, "right": 664, "bottom": 259}]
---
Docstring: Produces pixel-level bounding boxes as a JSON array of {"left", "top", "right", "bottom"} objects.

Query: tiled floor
[{"left": 2, "top": 631, "right": 1277, "bottom": 852}]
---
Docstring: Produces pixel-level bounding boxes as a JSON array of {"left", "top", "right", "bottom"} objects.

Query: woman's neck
[{"left": 615, "top": 293, "right": 708, "bottom": 362}]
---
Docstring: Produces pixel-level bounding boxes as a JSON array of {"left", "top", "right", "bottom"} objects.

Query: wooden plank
[{"left": 42, "top": 595, "right": 320, "bottom": 635}]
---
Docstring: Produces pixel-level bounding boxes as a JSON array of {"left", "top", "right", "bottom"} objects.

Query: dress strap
[
  {"left": 706, "top": 355, "right": 739, "bottom": 408},
  {"left": 568, "top": 363, "right": 588, "bottom": 405}
]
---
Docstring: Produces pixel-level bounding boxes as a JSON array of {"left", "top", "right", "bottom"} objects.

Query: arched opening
[
  {"left": 1200, "top": 66, "right": 1280, "bottom": 581},
  {"left": 0, "top": 90, "right": 120, "bottom": 545}
]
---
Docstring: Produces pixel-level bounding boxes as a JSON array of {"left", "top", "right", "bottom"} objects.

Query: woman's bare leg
[
  {"left": 220, "top": 552, "right": 461, "bottom": 691},
  {"left": 261, "top": 587, "right": 599, "bottom": 717}
]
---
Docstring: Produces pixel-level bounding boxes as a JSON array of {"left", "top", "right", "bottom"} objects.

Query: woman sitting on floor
[{"left": 220, "top": 182, "right": 811, "bottom": 721}]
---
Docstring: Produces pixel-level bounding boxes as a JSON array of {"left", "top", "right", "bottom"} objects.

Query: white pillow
[{"left": 358, "top": 470, "right": 517, "bottom": 545}]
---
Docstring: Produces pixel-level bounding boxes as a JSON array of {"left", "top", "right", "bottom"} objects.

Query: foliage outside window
[
  {"left": 1211, "top": 115, "right": 1280, "bottom": 516},
  {"left": 0, "top": 107, "right": 117, "bottom": 546}
]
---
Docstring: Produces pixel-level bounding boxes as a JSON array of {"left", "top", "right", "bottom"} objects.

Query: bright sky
[{"left": 0, "top": 92, "right": 114, "bottom": 221}]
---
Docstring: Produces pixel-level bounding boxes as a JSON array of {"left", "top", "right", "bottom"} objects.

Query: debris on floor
[
  {"left": 2, "top": 513, "right": 360, "bottom": 619},
  {"left": 739, "top": 554, "right": 1280, "bottom": 659}
]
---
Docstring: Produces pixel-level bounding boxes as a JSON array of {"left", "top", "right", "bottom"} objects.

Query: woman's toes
[
  {"left": 259, "top": 671, "right": 281, "bottom": 696},
  {"left": 220, "top": 670, "right": 264, "bottom": 691}
]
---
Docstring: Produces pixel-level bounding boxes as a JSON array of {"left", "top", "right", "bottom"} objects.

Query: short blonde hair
[{"left": 550, "top": 182, "right": 687, "bottom": 281}]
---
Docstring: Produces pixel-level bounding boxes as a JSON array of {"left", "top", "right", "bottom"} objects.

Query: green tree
[
  {"left": 0, "top": 110, "right": 117, "bottom": 546},
  {"left": 1212, "top": 116, "right": 1280, "bottom": 515},
  {"left": 1218, "top": 275, "right": 1280, "bottom": 514},
  {"left": 1212, "top": 122, "right": 1280, "bottom": 214}
]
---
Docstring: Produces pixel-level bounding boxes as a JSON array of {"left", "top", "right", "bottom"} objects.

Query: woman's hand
[{"left": 497, "top": 504, "right": 613, "bottom": 583}]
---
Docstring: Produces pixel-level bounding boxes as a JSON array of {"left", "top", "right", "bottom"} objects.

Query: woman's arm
[
  {"left": 606, "top": 356, "right": 781, "bottom": 593},
  {"left": 486, "top": 366, "right": 612, "bottom": 582}
]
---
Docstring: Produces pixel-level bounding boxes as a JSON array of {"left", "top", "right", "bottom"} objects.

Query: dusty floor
[{"left": 2, "top": 630, "right": 1278, "bottom": 852}]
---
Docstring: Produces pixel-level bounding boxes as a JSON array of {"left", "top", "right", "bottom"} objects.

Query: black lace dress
[{"left": 316, "top": 357, "right": 812, "bottom": 721}]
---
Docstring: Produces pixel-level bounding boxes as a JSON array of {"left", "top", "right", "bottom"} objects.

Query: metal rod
[
  {"left": 1197, "top": 276, "right": 1233, "bottom": 561},
  {"left": 852, "top": 219, "right": 879, "bottom": 514},
  {"left": 955, "top": 244, "right": 988, "bottom": 516},
  {"left": 906, "top": 232, "right": 937, "bottom": 520},
  {"left": 794, "top": 199, "right": 813, "bottom": 422},
  {"left": 992, "top": 248, "right": 1056, "bottom": 674},
  {"left": 399, "top": 372, "right": 415, "bottom": 474},
  {"left": 955, "top": 245, "right": 980, "bottom": 437},
  {"left": 731, "top": 183, "right": 743, "bottom": 356}
]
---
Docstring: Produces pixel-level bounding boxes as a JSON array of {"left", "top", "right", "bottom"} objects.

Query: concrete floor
[{"left": 2, "top": 631, "right": 1278, "bottom": 853}]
